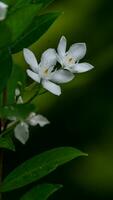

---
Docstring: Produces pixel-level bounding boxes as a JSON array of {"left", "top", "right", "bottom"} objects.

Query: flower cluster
[{"left": 23, "top": 36, "right": 94, "bottom": 96}]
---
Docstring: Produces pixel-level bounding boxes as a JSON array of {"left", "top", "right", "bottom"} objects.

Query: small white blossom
[
  {"left": 57, "top": 36, "right": 94, "bottom": 73},
  {"left": 0, "top": 1, "right": 8, "bottom": 21},
  {"left": 14, "top": 122, "right": 29, "bottom": 145},
  {"left": 23, "top": 48, "right": 74, "bottom": 96},
  {"left": 14, "top": 113, "right": 50, "bottom": 144},
  {"left": 26, "top": 112, "right": 50, "bottom": 127},
  {"left": 15, "top": 88, "right": 20, "bottom": 96},
  {"left": 15, "top": 88, "right": 23, "bottom": 104},
  {"left": 9, "top": 90, "right": 50, "bottom": 144}
]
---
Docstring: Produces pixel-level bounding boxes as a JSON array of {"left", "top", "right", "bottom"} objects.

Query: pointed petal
[
  {"left": 0, "top": 2, "right": 8, "bottom": 21},
  {"left": 51, "top": 69, "right": 74, "bottom": 83},
  {"left": 70, "top": 62, "right": 94, "bottom": 73},
  {"left": 27, "top": 69, "right": 40, "bottom": 83},
  {"left": 27, "top": 112, "right": 36, "bottom": 126},
  {"left": 68, "top": 43, "right": 86, "bottom": 61},
  {"left": 14, "top": 122, "right": 29, "bottom": 144},
  {"left": 15, "top": 88, "right": 20, "bottom": 97},
  {"left": 42, "top": 80, "right": 61, "bottom": 96},
  {"left": 56, "top": 54, "right": 63, "bottom": 66},
  {"left": 57, "top": 36, "right": 67, "bottom": 57},
  {"left": 28, "top": 113, "right": 50, "bottom": 127},
  {"left": 23, "top": 48, "right": 39, "bottom": 73},
  {"left": 40, "top": 48, "right": 57, "bottom": 68},
  {"left": 17, "top": 96, "right": 23, "bottom": 104}
]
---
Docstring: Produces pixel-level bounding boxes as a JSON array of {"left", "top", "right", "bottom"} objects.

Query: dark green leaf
[
  {"left": 11, "top": 12, "right": 60, "bottom": 53},
  {"left": 2, "top": 0, "right": 14, "bottom": 6},
  {"left": 0, "top": 49, "right": 12, "bottom": 95},
  {"left": 0, "top": 147, "right": 87, "bottom": 192},
  {"left": 6, "top": 4, "right": 42, "bottom": 44},
  {"left": 0, "top": 103, "right": 35, "bottom": 120},
  {"left": 32, "top": 0, "right": 55, "bottom": 8},
  {"left": 9, "top": 0, "right": 32, "bottom": 13},
  {"left": 0, "top": 135, "right": 15, "bottom": 151},
  {"left": 20, "top": 184, "right": 62, "bottom": 200},
  {"left": 0, "top": 22, "right": 12, "bottom": 49}
]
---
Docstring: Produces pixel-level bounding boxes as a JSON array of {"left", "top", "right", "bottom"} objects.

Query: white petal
[
  {"left": 23, "top": 48, "right": 39, "bottom": 73},
  {"left": 27, "top": 69, "right": 40, "bottom": 83},
  {"left": 57, "top": 36, "right": 67, "bottom": 58},
  {"left": 28, "top": 113, "right": 50, "bottom": 127},
  {"left": 68, "top": 43, "right": 86, "bottom": 61},
  {"left": 17, "top": 96, "right": 23, "bottom": 104},
  {"left": 14, "top": 122, "right": 29, "bottom": 144},
  {"left": 15, "top": 88, "right": 20, "bottom": 96},
  {"left": 50, "top": 69, "right": 74, "bottom": 83},
  {"left": 27, "top": 112, "right": 36, "bottom": 125},
  {"left": 70, "top": 62, "right": 94, "bottom": 73},
  {"left": 40, "top": 48, "right": 57, "bottom": 67},
  {"left": 42, "top": 80, "right": 61, "bottom": 96},
  {"left": 0, "top": 2, "right": 8, "bottom": 21},
  {"left": 56, "top": 54, "right": 63, "bottom": 66}
]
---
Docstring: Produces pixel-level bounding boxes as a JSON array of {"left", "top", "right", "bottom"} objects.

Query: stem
[
  {"left": 0, "top": 87, "right": 7, "bottom": 200},
  {"left": 0, "top": 151, "right": 3, "bottom": 200},
  {"left": 2, "top": 87, "right": 7, "bottom": 106},
  {"left": 0, "top": 119, "right": 2, "bottom": 200},
  {"left": 26, "top": 85, "right": 47, "bottom": 104}
]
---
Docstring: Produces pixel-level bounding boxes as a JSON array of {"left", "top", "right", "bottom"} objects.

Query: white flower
[
  {"left": 15, "top": 88, "right": 23, "bottom": 104},
  {"left": 0, "top": 2, "right": 8, "bottom": 21},
  {"left": 14, "top": 112, "right": 50, "bottom": 144},
  {"left": 15, "top": 88, "right": 20, "bottom": 96},
  {"left": 11, "top": 89, "right": 50, "bottom": 144},
  {"left": 57, "top": 36, "right": 94, "bottom": 73},
  {"left": 23, "top": 48, "right": 74, "bottom": 96}
]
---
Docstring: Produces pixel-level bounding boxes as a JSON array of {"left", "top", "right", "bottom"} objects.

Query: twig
[{"left": 0, "top": 87, "right": 7, "bottom": 200}]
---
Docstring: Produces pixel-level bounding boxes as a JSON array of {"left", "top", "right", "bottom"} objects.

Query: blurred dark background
[{"left": 4, "top": 0, "right": 113, "bottom": 199}]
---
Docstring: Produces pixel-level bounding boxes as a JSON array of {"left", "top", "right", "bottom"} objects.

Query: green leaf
[
  {"left": 2, "top": 0, "right": 14, "bottom": 6},
  {"left": 11, "top": 12, "right": 60, "bottom": 53},
  {"left": 32, "top": 0, "right": 55, "bottom": 8},
  {"left": 6, "top": 4, "right": 42, "bottom": 44},
  {"left": 0, "top": 49, "right": 12, "bottom": 95},
  {"left": 0, "top": 103, "right": 35, "bottom": 120},
  {"left": 7, "top": 64, "right": 26, "bottom": 104},
  {"left": 9, "top": 0, "right": 31, "bottom": 13},
  {"left": 20, "top": 184, "right": 62, "bottom": 200},
  {"left": 0, "top": 147, "right": 87, "bottom": 192},
  {"left": 0, "top": 135, "right": 15, "bottom": 151},
  {"left": 0, "top": 22, "right": 12, "bottom": 49}
]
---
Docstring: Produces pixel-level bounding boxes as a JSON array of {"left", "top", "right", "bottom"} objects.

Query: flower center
[
  {"left": 43, "top": 68, "right": 48, "bottom": 75},
  {"left": 65, "top": 55, "right": 75, "bottom": 65}
]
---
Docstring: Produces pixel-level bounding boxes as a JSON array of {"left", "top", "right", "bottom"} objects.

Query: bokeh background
[{"left": 4, "top": 0, "right": 113, "bottom": 199}]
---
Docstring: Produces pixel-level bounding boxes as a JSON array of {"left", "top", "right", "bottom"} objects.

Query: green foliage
[
  {"left": 6, "top": 4, "right": 42, "bottom": 44},
  {"left": 0, "top": 147, "right": 87, "bottom": 192},
  {"left": 0, "top": 23, "right": 12, "bottom": 49},
  {"left": 0, "top": 135, "right": 15, "bottom": 151},
  {"left": 2, "top": 0, "right": 14, "bottom": 6},
  {"left": 0, "top": 49, "right": 12, "bottom": 95},
  {"left": 9, "top": 0, "right": 31, "bottom": 13},
  {"left": 11, "top": 12, "right": 61, "bottom": 53},
  {"left": 20, "top": 184, "right": 62, "bottom": 200},
  {"left": 32, "top": 0, "right": 55, "bottom": 8},
  {"left": 7, "top": 64, "right": 26, "bottom": 104},
  {"left": 0, "top": 103, "right": 35, "bottom": 120}
]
